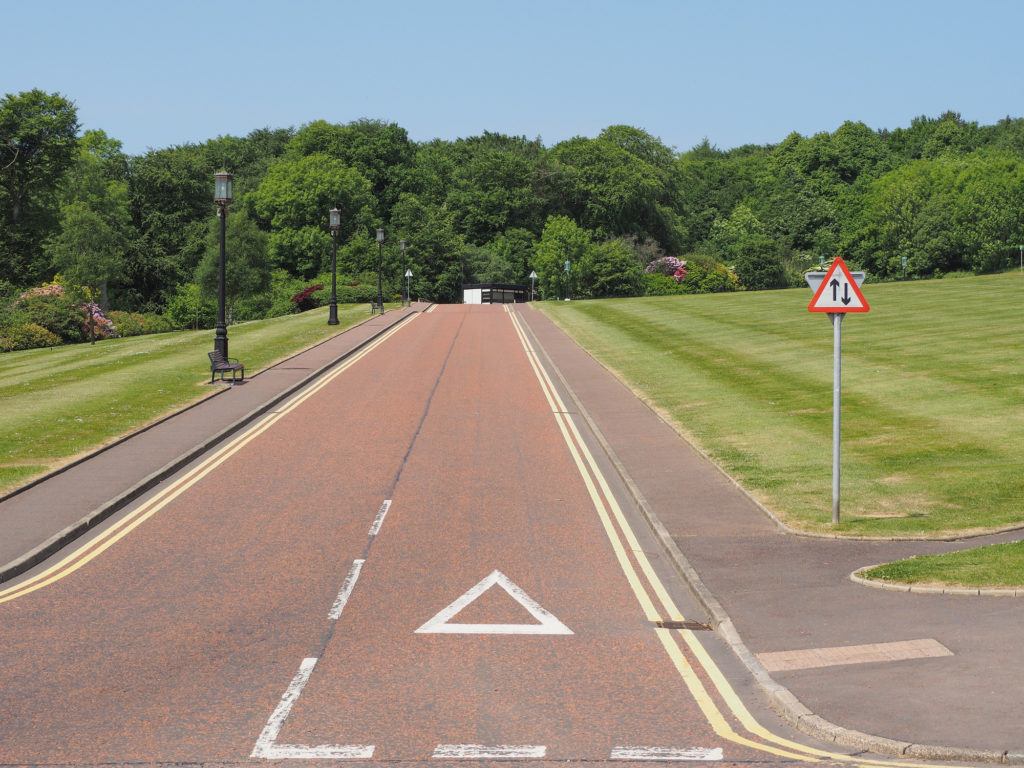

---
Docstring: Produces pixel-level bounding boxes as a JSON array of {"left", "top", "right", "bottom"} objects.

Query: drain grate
[{"left": 656, "top": 619, "right": 712, "bottom": 631}]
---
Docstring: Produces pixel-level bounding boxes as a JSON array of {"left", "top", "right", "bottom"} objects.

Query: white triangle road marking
[{"left": 415, "top": 570, "right": 573, "bottom": 635}]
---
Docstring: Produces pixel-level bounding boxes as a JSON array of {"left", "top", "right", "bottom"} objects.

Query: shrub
[
  {"left": 0, "top": 323, "right": 62, "bottom": 352},
  {"left": 165, "top": 283, "right": 216, "bottom": 330},
  {"left": 105, "top": 311, "right": 174, "bottom": 337},
  {"left": 645, "top": 256, "right": 688, "bottom": 283},
  {"left": 291, "top": 284, "right": 324, "bottom": 312},
  {"left": 336, "top": 282, "right": 379, "bottom": 303},
  {"left": 14, "top": 284, "right": 87, "bottom": 342},
  {"left": 81, "top": 302, "right": 118, "bottom": 340}
]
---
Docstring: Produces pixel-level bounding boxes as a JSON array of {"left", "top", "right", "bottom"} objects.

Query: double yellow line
[
  {"left": 508, "top": 306, "right": 931, "bottom": 768},
  {"left": 0, "top": 316, "right": 417, "bottom": 606}
]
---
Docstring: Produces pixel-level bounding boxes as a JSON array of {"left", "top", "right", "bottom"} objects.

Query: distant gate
[{"left": 462, "top": 283, "right": 530, "bottom": 304}]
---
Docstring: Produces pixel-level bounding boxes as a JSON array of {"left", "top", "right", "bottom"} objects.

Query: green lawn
[
  {"left": 0, "top": 304, "right": 375, "bottom": 495},
  {"left": 538, "top": 272, "right": 1024, "bottom": 539},
  {"left": 859, "top": 542, "right": 1024, "bottom": 590}
]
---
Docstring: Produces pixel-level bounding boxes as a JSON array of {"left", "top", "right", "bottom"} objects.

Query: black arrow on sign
[
  {"left": 842, "top": 284, "right": 851, "bottom": 305},
  {"left": 830, "top": 278, "right": 840, "bottom": 301}
]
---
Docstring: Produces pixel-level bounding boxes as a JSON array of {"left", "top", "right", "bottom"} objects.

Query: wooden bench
[{"left": 208, "top": 350, "right": 244, "bottom": 384}]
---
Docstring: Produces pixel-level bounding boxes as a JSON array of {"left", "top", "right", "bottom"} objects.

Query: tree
[
  {"left": 284, "top": 119, "right": 414, "bottom": 216},
  {"left": 195, "top": 212, "right": 271, "bottom": 322},
  {"left": 590, "top": 239, "right": 643, "bottom": 298},
  {"left": 533, "top": 216, "right": 595, "bottom": 300},
  {"left": 46, "top": 201, "right": 125, "bottom": 343},
  {"left": 249, "top": 153, "right": 376, "bottom": 278},
  {"left": 551, "top": 127, "right": 683, "bottom": 252},
  {"left": 0, "top": 90, "right": 80, "bottom": 285},
  {"left": 127, "top": 143, "right": 212, "bottom": 309},
  {"left": 709, "top": 204, "right": 786, "bottom": 290},
  {"left": 58, "top": 130, "right": 133, "bottom": 308},
  {"left": 390, "top": 194, "right": 464, "bottom": 303}
]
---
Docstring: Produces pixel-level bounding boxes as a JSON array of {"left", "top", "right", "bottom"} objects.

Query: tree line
[{"left": 4, "top": 88, "right": 1024, "bottom": 334}]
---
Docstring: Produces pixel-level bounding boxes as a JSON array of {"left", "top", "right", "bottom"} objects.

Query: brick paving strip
[{"left": 757, "top": 639, "right": 953, "bottom": 672}]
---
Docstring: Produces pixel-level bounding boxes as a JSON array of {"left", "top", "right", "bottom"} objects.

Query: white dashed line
[
  {"left": 328, "top": 559, "right": 365, "bottom": 621},
  {"left": 611, "top": 746, "right": 723, "bottom": 761},
  {"left": 369, "top": 499, "right": 392, "bottom": 537},
  {"left": 432, "top": 744, "right": 547, "bottom": 759}
]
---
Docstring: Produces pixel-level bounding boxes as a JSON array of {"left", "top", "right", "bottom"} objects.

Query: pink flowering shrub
[
  {"left": 645, "top": 256, "right": 688, "bottom": 283},
  {"left": 81, "top": 302, "right": 118, "bottom": 340}
]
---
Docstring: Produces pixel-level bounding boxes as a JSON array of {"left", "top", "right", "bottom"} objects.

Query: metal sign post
[{"left": 806, "top": 257, "right": 869, "bottom": 525}]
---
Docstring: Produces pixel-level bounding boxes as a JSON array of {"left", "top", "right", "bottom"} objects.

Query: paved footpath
[{"left": 0, "top": 302, "right": 1021, "bottom": 766}]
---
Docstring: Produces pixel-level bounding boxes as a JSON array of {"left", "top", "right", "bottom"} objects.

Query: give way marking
[{"left": 415, "top": 570, "right": 573, "bottom": 635}]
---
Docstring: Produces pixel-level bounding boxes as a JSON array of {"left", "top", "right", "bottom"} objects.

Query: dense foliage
[{"left": 4, "top": 91, "right": 1024, "bottom": 350}]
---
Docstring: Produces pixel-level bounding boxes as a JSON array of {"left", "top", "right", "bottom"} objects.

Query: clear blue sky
[{"left": 5, "top": 0, "right": 1022, "bottom": 156}]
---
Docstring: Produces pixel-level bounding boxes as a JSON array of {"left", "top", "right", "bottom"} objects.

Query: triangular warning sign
[
  {"left": 415, "top": 570, "right": 573, "bottom": 635},
  {"left": 809, "top": 257, "right": 870, "bottom": 313}
]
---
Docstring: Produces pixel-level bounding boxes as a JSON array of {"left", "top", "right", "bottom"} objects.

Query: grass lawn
[
  {"left": 0, "top": 304, "right": 375, "bottom": 495},
  {"left": 538, "top": 272, "right": 1024, "bottom": 540},
  {"left": 859, "top": 541, "right": 1024, "bottom": 589}
]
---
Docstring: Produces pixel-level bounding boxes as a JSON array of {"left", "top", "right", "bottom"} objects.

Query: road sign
[{"left": 808, "top": 257, "right": 869, "bottom": 313}]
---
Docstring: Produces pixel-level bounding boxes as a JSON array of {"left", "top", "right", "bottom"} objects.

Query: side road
[
  {"left": 513, "top": 304, "right": 1024, "bottom": 766},
  {"left": 0, "top": 305, "right": 424, "bottom": 584}
]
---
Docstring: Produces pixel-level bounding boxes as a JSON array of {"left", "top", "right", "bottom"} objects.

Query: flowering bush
[
  {"left": 645, "top": 256, "right": 688, "bottom": 284},
  {"left": 11, "top": 282, "right": 86, "bottom": 342},
  {"left": 81, "top": 302, "right": 118, "bottom": 340},
  {"left": 291, "top": 284, "right": 324, "bottom": 312}
]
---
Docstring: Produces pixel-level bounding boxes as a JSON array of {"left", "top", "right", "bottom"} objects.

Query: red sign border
[{"left": 808, "top": 257, "right": 870, "bottom": 313}]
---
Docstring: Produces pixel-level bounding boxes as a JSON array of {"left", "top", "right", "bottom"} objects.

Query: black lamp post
[
  {"left": 375, "top": 228, "right": 385, "bottom": 314},
  {"left": 328, "top": 207, "right": 341, "bottom": 325},
  {"left": 213, "top": 168, "right": 233, "bottom": 358},
  {"left": 400, "top": 239, "right": 407, "bottom": 306}
]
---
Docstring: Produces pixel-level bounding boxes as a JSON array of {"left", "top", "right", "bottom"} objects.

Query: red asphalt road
[{"left": 0, "top": 306, "right": 791, "bottom": 765}]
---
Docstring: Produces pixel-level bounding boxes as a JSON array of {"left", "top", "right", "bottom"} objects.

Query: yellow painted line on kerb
[
  {"left": 509, "top": 309, "right": 933, "bottom": 768},
  {"left": 0, "top": 316, "right": 417, "bottom": 605}
]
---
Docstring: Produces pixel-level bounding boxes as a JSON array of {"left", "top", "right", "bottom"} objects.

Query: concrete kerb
[
  {"left": 515, "top": 314, "right": 1019, "bottom": 766},
  {"left": 850, "top": 567, "right": 1024, "bottom": 598},
  {"left": 0, "top": 309, "right": 421, "bottom": 586}
]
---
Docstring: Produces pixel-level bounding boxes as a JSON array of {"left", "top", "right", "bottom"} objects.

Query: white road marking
[
  {"left": 328, "top": 559, "right": 365, "bottom": 620},
  {"left": 432, "top": 744, "right": 547, "bottom": 759},
  {"left": 415, "top": 570, "right": 573, "bottom": 635},
  {"left": 368, "top": 499, "right": 392, "bottom": 536},
  {"left": 611, "top": 746, "right": 724, "bottom": 761},
  {"left": 251, "top": 657, "right": 374, "bottom": 760},
  {"left": 259, "top": 743, "right": 376, "bottom": 759}
]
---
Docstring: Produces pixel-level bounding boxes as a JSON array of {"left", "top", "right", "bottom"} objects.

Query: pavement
[{"left": 2, "top": 301, "right": 1022, "bottom": 765}]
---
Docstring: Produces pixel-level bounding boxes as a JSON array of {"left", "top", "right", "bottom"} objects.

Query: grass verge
[
  {"left": 537, "top": 272, "right": 1024, "bottom": 540},
  {"left": 859, "top": 541, "right": 1024, "bottom": 589},
  {"left": 0, "top": 304, "right": 373, "bottom": 495}
]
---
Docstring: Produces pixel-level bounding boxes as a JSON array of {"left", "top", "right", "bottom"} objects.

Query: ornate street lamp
[
  {"left": 375, "top": 228, "right": 385, "bottom": 314},
  {"left": 400, "top": 239, "right": 407, "bottom": 306},
  {"left": 328, "top": 208, "right": 341, "bottom": 325},
  {"left": 213, "top": 168, "right": 233, "bottom": 358}
]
